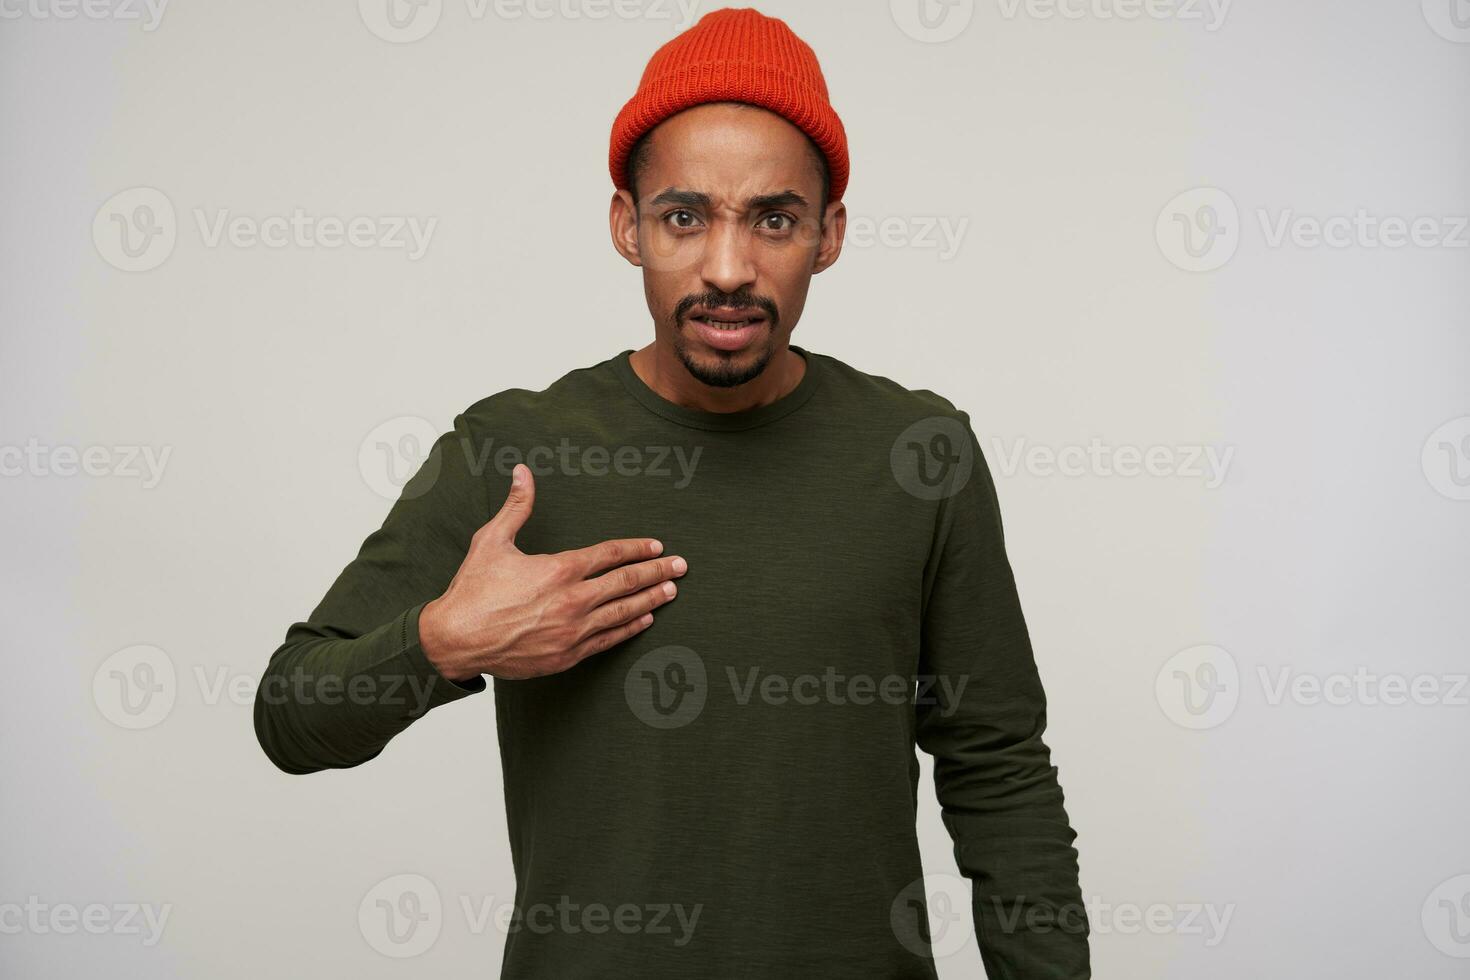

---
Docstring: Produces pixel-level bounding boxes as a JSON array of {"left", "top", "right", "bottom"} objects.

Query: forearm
[
  {"left": 923, "top": 591, "right": 1089, "bottom": 976},
  {"left": 934, "top": 721, "right": 1089, "bottom": 978},
  {"left": 253, "top": 601, "right": 485, "bottom": 774}
]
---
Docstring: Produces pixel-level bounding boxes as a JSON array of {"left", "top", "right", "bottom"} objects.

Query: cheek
[
  {"left": 642, "top": 268, "right": 694, "bottom": 323},
  {"left": 753, "top": 257, "right": 814, "bottom": 319},
  {"left": 638, "top": 224, "right": 705, "bottom": 275}
]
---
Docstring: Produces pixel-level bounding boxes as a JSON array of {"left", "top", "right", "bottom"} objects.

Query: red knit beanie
[{"left": 609, "top": 7, "right": 849, "bottom": 203}]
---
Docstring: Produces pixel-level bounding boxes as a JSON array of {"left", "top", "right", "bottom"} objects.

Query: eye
[
  {"left": 758, "top": 212, "right": 796, "bottom": 232},
  {"left": 663, "top": 209, "right": 702, "bottom": 230}
]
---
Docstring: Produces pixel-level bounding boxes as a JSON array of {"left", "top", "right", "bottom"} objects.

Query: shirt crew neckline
[{"left": 611, "top": 345, "right": 825, "bottom": 432}]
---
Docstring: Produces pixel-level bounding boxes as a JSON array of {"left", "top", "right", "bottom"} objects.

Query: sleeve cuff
[{"left": 399, "top": 601, "right": 487, "bottom": 712}]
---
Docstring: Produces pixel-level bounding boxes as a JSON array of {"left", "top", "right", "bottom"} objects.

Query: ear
[
  {"left": 609, "top": 189, "right": 643, "bottom": 267},
  {"left": 811, "top": 199, "right": 846, "bottom": 275}
]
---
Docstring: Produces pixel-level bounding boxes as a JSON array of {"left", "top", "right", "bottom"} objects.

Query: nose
[{"left": 698, "top": 219, "right": 757, "bottom": 297}]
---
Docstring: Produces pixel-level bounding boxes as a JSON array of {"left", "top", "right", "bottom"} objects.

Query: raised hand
[{"left": 418, "top": 463, "right": 686, "bottom": 682}]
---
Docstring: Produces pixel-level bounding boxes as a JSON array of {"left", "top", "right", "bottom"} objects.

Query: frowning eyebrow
[{"left": 647, "top": 188, "right": 811, "bottom": 211}]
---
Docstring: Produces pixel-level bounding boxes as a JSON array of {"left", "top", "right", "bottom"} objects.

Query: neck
[{"left": 629, "top": 340, "right": 806, "bottom": 414}]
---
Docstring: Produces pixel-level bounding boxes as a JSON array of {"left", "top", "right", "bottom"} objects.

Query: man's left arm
[{"left": 914, "top": 410, "right": 1090, "bottom": 979}]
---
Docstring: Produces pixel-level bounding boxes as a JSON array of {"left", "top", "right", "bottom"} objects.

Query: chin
[{"left": 677, "top": 334, "right": 775, "bottom": 389}]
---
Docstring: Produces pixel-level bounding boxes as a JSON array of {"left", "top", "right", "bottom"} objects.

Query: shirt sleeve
[
  {"left": 915, "top": 410, "right": 1090, "bottom": 978},
  {"left": 253, "top": 411, "right": 491, "bottom": 775}
]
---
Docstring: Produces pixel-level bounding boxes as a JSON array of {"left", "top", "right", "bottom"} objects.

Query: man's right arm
[
  {"left": 254, "top": 410, "right": 689, "bottom": 775},
  {"left": 253, "top": 412, "right": 492, "bottom": 774}
]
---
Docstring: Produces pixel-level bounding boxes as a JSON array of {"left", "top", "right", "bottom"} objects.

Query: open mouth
[
  {"left": 687, "top": 310, "right": 768, "bottom": 351},
  {"left": 689, "top": 313, "right": 766, "bottom": 329}
]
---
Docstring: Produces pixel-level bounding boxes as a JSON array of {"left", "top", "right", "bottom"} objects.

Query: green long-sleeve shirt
[{"left": 253, "top": 346, "right": 1089, "bottom": 979}]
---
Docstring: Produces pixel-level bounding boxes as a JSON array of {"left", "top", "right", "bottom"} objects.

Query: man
[{"left": 254, "top": 7, "right": 1089, "bottom": 978}]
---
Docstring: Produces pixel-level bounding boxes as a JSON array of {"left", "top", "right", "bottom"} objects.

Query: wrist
[{"left": 418, "top": 597, "right": 480, "bottom": 684}]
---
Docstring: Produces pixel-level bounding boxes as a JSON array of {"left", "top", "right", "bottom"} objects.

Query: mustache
[{"left": 673, "top": 289, "right": 779, "bottom": 325}]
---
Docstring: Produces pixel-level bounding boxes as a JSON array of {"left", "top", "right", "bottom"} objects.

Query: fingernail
[
  {"left": 672, "top": 557, "right": 688, "bottom": 574},
  {"left": 640, "top": 613, "right": 654, "bottom": 625},
  {"left": 649, "top": 539, "right": 663, "bottom": 555},
  {"left": 662, "top": 581, "right": 677, "bottom": 597},
  {"left": 512, "top": 465, "right": 526, "bottom": 485}
]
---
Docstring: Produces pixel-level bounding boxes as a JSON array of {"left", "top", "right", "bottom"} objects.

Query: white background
[{"left": 2, "top": 0, "right": 1468, "bottom": 977}]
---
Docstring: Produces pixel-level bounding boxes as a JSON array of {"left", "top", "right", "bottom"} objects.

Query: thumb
[{"left": 486, "top": 463, "right": 535, "bottom": 545}]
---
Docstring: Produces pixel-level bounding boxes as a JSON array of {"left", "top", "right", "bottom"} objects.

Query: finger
[
  {"left": 562, "top": 537, "right": 665, "bottom": 578},
  {"left": 571, "top": 611, "right": 655, "bottom": 664},
  {"left": 483, "top": 464, "right": 535, "bottom": 545},
  {"left": 579, "top": 555, "right": 687, "bottom": 606},
  {"left": 585, "top": 580, "right": 678, "bottom": 633}
]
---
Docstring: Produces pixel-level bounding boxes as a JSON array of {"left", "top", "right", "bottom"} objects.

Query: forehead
[{"left": 640, "top": 103, "right": 823, "bottom": 204}]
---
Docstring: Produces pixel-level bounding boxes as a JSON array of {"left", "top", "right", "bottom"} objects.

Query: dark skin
[
  {"left": 611, "top": 102, "right": 846, "bottom": 410},
  {"left": 420, "top": 102, "right": 845, "bottom": 682}
]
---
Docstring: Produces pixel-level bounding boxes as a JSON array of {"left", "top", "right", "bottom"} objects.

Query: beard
[
  {"left": 672, "top": 330, "right": 777, "bottom": 388},
  {"left": 669, "top": 288, "right": 782, "bottom": 389}
]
